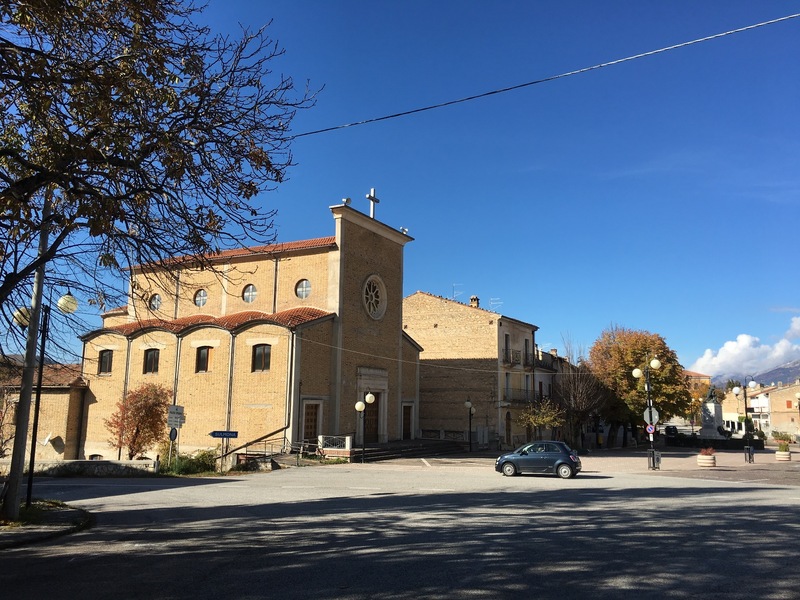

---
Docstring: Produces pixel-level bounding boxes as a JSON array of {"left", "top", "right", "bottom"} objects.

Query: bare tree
[
  {"left": 552, "top": 337, "right": 607, "bottom": 449},
  {"left": 0, "top": 1, "right": 316, "bottom": 355}
]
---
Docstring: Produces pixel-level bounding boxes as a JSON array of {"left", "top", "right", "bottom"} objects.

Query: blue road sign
[{"left": 209, "top": 430, "right": 238, "bottom": 439}]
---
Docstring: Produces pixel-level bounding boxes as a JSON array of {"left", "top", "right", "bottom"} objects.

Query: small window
[
  {"left": 252, "top": 344, "right": 271, "bottom": 372},
  {"left": 194, "top": 289, "right": 208, "bottom": 307},
  {"left": 148, "top": 294, "right": 162, "bottom": 310},
  {"left": 143, "top": 348, "right": 160, "bottom": 374},
  {"left": 242, "top": 284, "right": 257, "bottom": 303},
  {"left": 98, "top": 350, "right": 113, "bottom": 374},
  {"left": 295, "top": 279, "right": 311, "bottom": 299},
  {"left": 196, "top": 346, "right": 211, "bottom": 373}
]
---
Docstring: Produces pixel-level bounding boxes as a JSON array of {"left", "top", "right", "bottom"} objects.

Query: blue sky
[{"left": 198, "top": 1, "right": 800, "bottom": 380}]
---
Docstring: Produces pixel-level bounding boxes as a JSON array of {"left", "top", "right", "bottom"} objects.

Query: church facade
[{"left": 79, "top": 203, "right": 419, "bottom": 462}]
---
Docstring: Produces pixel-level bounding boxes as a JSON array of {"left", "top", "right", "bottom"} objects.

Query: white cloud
[
  {"left": 690, "top": 323, "right": 800, "bottom": 379},
  {"left": 785, "top": 316, "right": 800, "bottom": 340}
]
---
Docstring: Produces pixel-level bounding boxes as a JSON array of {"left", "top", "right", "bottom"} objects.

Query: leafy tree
[
  {"left": 105, "top": 383, "right": 171, "bottom": 460},
  {"left": 588, "top": 325, "right": 691, "bottom": 445},
  {"left": 0, "top": 1, "right": 315, "bottom": 345},
  {"left": 516, "top": 398, "right": 565, "bottom": 441}
]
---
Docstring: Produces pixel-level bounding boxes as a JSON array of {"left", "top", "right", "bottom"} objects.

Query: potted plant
[
  {"left": 697, "top": 447, "right": 716, "bottom": 467},
  {"left": 775, "top": 442, "right": 791, "bottom": 462}
]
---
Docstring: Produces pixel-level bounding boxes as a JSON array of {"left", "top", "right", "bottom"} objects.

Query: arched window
[
  {"left": 143, "top": 349, "right": 160, "bottom": 374},
  {"left": 252, "top": 344, "right": 271, "bottom": 372},
  {"left": 195, "top": 346, "right": 212, "bottom": 373},
  {"left": 98, "top": 350, "right": 113, "bottom": 374}
]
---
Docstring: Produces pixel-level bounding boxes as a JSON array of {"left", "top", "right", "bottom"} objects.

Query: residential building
[
  {"left": 722, "top": 379, "right": 800, "bottom": 439},
  {"left": 402, "top": 292, "right": 565, "bottom": 449},
  {"left": 79, "top": 203, "right": 419, "bottom": 463},
  {"left": 0, "top": 360, "right": 87, "bottom": 472}
]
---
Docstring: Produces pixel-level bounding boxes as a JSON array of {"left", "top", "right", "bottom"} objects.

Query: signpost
[
  {"left": 209, "top": 431, "right": 238, "bottom": 439},
  {"left": 167, "top": 405, "right": 185, "bottom": 469}
]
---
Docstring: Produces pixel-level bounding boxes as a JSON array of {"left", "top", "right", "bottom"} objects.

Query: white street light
[{"left": 355, "top": 391, "right": 375, "bottom": 463}]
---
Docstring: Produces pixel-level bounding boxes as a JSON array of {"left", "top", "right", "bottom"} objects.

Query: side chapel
[{"left": 79, "top": 201, "right": 420, "bottom": 461}]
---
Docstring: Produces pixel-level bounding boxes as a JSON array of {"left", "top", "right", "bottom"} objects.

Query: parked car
[
  {"left": 664, "top": 425, "right": 678, "bottom": 437},
  {"left": 495, "top": 441, "right": 582, "bottom": 479}
]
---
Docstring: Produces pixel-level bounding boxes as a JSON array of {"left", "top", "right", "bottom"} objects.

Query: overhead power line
[{"left": 292, "top": 13, "right": 800, "bottom": 139}]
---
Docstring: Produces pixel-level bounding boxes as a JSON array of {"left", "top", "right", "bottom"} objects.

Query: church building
[{"left": 79, "top": 201, "right": 420, "bottom": 462}]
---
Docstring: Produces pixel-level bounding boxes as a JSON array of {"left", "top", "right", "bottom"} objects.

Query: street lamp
[
  {"left": 12, "top": 292, "right": 78, "bottom": 508},
  {"left": 633, "top": 357, "right": 661, "bottom": 469},
  {"left": 355, "top": 391, "right": 375, "bottom": 464},
  {"left": 464, "top": 398, "right": 476, "bottom": 452},
  {"left": 732, "top": 377, "right": 757, "bottom": 421},
  {"left": 732, "top": 378, "right": 757, "bottom": 462}
]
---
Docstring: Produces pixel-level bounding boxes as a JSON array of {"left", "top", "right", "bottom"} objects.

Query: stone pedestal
[{"left": 698, "top": 401, "right": 725, "bottom": 439}]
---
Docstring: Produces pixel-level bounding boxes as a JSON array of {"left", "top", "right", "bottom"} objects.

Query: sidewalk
[{"left": 0, "top": 501, "right": 92, "bottom": 550}]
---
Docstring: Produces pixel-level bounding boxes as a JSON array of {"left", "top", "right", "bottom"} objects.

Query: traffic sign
[
  {"left": 209, "top": 430, "right": 238, "bottom": 439},
  {"left": 646, "top": 424, "right": 655, "bottom": 434},
  {"left": 168, "top": 405, "right": 185, "bottom": 428},
  {"left": 643, "top": 407, "right": 659, "bottom": 425},
  {"left": 169, "top": 427, "right": 178, "bottom": 441}
]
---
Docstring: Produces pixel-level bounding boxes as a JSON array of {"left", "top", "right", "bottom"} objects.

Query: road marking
[{"left": 421, "top": 458, "right": 432, "bottom": 467}]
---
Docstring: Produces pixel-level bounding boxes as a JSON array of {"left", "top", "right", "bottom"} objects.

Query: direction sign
[
  {"left": 209, "top": 430, "right": 238, "bottom": 439},
  {"left": 167, "top": 405, "right": 186, "bottom": 428},
  {"left": 643, "top": 407, "right": 659, "bottom": 425}
]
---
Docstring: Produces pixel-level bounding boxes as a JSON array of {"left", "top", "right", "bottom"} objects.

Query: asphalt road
[{"left": 2, "top": 450, "right": 800, "bottom": 600}]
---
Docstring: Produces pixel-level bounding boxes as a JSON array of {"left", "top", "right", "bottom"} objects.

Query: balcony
[
  {"left": 502, "top": 349, "right": 522, "bottom": 366},
  {"left": 502, "top": 387, "right": 538, "bottom": 403}
]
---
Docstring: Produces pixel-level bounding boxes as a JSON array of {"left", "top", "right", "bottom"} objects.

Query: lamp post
[
  {"left": 732, "top": 378, "right": 757, "bottom": 462},
  {"left": 732, "top": 377, "right": 757, "bottom": 423},
  {"left": 355, "top": 391, "right": 375, "bottom": 463},
  {"left": 464, "top": 398, "right": 476, "bottom": 452},
  {"left": 12, "top": 292, "right": 78, "bottom": 509},
  {"left": 633, "top": 358, "right": 661, "bottom": 469}
]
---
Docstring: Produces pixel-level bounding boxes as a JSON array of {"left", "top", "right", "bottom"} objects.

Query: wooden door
[
  {"left": 402, "top": 405, "right": 412, "bottom": 440},
  {"left": 304, "top": 403, "right": 319, "bottom": 442},
  {"left": 364, "top": 395, "right": 379, "bottom": 443}
]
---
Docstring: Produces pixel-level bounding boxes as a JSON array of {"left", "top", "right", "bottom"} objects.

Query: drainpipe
[{"left": 284, "top": 329, "right": 296, "bottom": 448}]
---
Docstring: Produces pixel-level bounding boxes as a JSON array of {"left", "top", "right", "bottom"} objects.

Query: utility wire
[{"left": 292, "top": 13, "right": 800, "bottom": 139}]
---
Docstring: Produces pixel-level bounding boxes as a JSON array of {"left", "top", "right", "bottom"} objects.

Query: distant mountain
[
  {"left": 756, "top": 360, "right": 800, "bottom": 387},
  {"left": 712, "top": 359, "right": 800, "bottom": 388}
]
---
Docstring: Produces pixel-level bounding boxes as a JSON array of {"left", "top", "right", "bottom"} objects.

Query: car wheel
[
  {"left": 502, "top": 462, "right": 517, "bottom": 477},
  {"left": 557, "top": 464, "right": 573, "bottom": 479}
]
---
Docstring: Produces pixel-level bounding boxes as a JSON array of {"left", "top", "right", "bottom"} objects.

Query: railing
[
  {"left": 503, "top": 387, "right": 535, "bottom": 403},
  {"left": 502, "top": 349, "right": 522, "bottom": 366}
]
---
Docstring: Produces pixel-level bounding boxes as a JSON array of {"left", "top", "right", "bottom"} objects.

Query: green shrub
[
  {"left": 160, "top": 448, "right": 219, "bottom": 475},
  {"left": 772, "top": 430, "right": 792, "bottom": 442},
  {"left": 778, "top": 442, "right": 790, "bottom": 452}
]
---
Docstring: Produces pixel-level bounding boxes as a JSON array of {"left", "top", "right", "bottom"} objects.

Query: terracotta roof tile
[
  {"left": 0, "top": 362, "right": 85, "bottom": 388},
  {"left": 104, "top": 307, "right": 333, "bottom": 337}
]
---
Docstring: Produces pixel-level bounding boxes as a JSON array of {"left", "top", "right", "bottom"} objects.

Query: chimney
[
  {"left": 549, "top": 348, "right": 558, "bottom": 357},
  {"left": 470, "top": 295, "right": 480, "bottom": 308}
]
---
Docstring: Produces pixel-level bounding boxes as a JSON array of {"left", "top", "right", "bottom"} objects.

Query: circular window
[
  {"left": 362, "top": 275, "right": 387, "bottom": 320},
  {"left": 295, "top": 279, "right": 311, "bottom": 299},
  {"left": 194, "top": 289, "right": 208, "bottom": 307},
  {"left": 242, "top": 284, "right": 257, "bottom": 303},
  {"left": 148, "top": 294, "right": 162, "bottom": 310}
]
